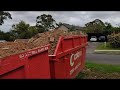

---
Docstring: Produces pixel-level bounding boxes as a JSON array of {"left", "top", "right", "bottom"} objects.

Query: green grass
[
  {"left": 85, "top": 61, "right": 120, "bottom": 73},
  {"left": 96, "top": 42, "right": 120, "bottom": 50},
  {"left": 94, "top": 51, "right": 120, "bottom": 55},
  {"left": 76, "top": 61, "right": 120, "bottom": 79},
  {"left": 95, "top": 42, "right": 120, "bottom": 55}
]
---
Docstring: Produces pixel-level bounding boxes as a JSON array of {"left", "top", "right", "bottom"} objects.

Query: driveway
[
  {"left": 86, "top": 42, "right": 120, "bottom": 65},
  {"left": 86, "top": 42, "right": 101, "bottom": 54}
]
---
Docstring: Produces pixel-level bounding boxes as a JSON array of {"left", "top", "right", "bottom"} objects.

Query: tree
[
  {"left": 0, "top": 30, "right": 5, "bottom": 40},
  {"left": 4, "top": 31, "right": 16, "bottom": 41},
  {"left": 0, "top": 11, "right": 12, "bottom": 25},
  {"left": 10, "top": 21, "right": 30, "bottom": 39},
  {"left": 69, "top": 25, "right": 76, "bottom": 31},
  {"left": 0, "top": 30, "right": 14, "bottom": 41},
  {"left": 114, "top": 27, "right": 120, "bottom": 34},
  {"left": 103, "top": 22, "right": 113, "bottom": 35},
  {"left": 36, "top": 14, "right": 57, "bottom": 32},
  {"left": 85, "top": 19, "right": 105, "bottom": 33},
  {"left": 103, "top": 22, "right": 120, "bottom": 35},
  {"left": 56, "top": 22, "right": 63, "bottom": 27},
  {"left": 28, "top": 26, "right": 39, "bottom": 37}
]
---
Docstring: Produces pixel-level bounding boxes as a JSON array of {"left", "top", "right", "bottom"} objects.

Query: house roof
[
  {"left": 59, "top": 23, "right": 84, "bottom": 30},
  {"left": 62, "top": 23, "right": 73, "bottom": 29}
]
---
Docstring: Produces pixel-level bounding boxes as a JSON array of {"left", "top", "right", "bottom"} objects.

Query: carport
[{"left": 87, "top": 33, "right": 108, "bottom": 42}]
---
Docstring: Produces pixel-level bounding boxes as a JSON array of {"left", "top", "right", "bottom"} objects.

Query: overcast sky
[{"left": 0, "top": 11, "right": 120, "bottom": 32}]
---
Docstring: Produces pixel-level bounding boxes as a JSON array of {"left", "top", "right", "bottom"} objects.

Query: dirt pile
[
  {"left": 0, "top": 29, "right": 84, "bottom": 58},
  {"left": 28, "top": 29, "right": 83, "bottom": 54},
  {"left": 0, "top": 42, "right": 34, "bottom": 58}
]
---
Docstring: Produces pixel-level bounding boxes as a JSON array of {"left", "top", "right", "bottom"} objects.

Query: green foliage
[
  {"left": 85, "top": 19, "right": 120, "bottom": 35},
  {"left": 103, "top": 22, "right": 120, "bottom": 35},
  {"left": 10, "top": 21, "right": 31, "bottom": 39},
  {"left": 36, "top": 14, "right": 57, "bottom": 32},
  {"left": 85, "top": 19, "right": 105, "bottom": 33},
  {"left": 0, "top": 30, "right": 5, "bottom": 40},
  {"left": 96, "top": 42, "right": 114, "bottom": 50},
  {"left": 4, "top": 32, "right": 16, "bottom": 41},
  {"left": 108, "top": 33, "right": 120, "bottom": 48},
  {"left": 0, "top": 30, "right": 15, "bottom": 41},
  {"left": 95, "top": 42, "right": 120, "bottom": 55},
  {"left": 0, "top": 11, "right": 12, "bottom": 25},
  {"left": 28, "top": 26, "right": 39, "bottom": 37},
  {"left": 56, "top": 22, "right": 63, "bottom": 27},
  {"left": 113, "top": 27, "right": 120, "bottom": 34},
  {"left": 69, "top": 25, "right": 76, "bottom": 31},
  {"left": 10, "top": 21, "right": 41, "bottom": 40},
  {"left": 103, "top": 22, "right": 113, "bottom": 35},
  {"left": 0, "top": 21, "right": 40, "bottom": 41}
]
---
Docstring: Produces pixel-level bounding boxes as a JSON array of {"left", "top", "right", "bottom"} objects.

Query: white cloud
[{"left": 0, "top": 11, "right": 120, "bottom": 32}]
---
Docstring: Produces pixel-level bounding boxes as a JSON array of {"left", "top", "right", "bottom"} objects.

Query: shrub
[{"left": 107, "top": 33, "right": 120, "bottom": 48}]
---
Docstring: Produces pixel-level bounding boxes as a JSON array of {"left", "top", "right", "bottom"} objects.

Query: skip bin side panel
[
  {"left": 66, "top": 49, "right": 83, "bottom": 78},
  {"left": 0, "top": 66, "right": 25, "bottom": 79},
  {"left": 81, "top": 47, "right": 86, "bottom": 68},
  {"left": 56, "top": 42, "right": 63, "bottom": 55},
  {"left": 0, "top": 55, "right": 26, "bottom": 79},
  {"left": 53, "top": 57, "right": 66, "bottom": 79},
  {"left": 0, "top": 45, "right": 50, "bottom": 79},
  {"left": 49, "top": 36, "right": 87, "bottom": 79},
  {"left": 54, "top": 37, "right": 63, "bottom": 55},
  {"left": 63, "top": 39, "right": 73, "bottom": 51},
  {"left": 74, "top": 38, "right": 81, "bottom": 47},
  {"left": 50, "top": 60, "right": 55, "bottom": 79},
  {"left": 27, "top": 51, "right": 50, "bottom": 79}
]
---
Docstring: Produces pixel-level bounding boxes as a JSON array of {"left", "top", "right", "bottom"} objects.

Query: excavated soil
[{"left": 0, "top": 29, "right": 84, "bottom": 58}]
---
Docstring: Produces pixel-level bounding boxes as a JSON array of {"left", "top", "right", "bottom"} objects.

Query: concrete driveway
[
  {"left": 86, "top": 42, "right": 120, "bottom": 65},
  {"left": 86, "top": 42, "right": 101, "bottom": 54}
]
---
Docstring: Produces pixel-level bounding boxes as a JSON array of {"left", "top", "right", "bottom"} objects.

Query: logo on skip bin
[
  {"left": 70, "top": 54, "right": 74, "bottom": 67},
  {"left": 70, "top": 51, "right": 82, "bottom": 67}
]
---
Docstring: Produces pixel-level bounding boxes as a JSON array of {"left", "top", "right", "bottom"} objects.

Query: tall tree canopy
[
  {"left": 103, "top": 22, "right": 113, "bottom": 35},
  {"left": 85, "top": 19, "right": 105, "bottom": 33},
  {"left": 36, "top": 14, "right": 57, "bottom": 32},
  {"left": 0, "top": 11, "right": 12, "bottom": 25}
]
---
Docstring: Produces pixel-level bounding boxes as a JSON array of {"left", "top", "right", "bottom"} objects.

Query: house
[
  {"left": 56, "top": 24, "right": 69, "bottom": 32},
  {"left": 56, "top": 23, "right": 84, "bottom": 32}
]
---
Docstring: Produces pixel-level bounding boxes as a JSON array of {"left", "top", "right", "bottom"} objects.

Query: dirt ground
[{"left": 77, "top": 67, "right": 120, "bottom": 79}]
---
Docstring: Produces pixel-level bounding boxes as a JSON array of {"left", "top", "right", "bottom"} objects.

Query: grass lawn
[
  {"left": 96, "top": 42, "right": 120, "bottom": 50},
  {"left": 76, "top": 61, "right": 120, "bottom": 79},
  {"left": 95, "top": 42, "right": 120, "bottom": 55}
]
